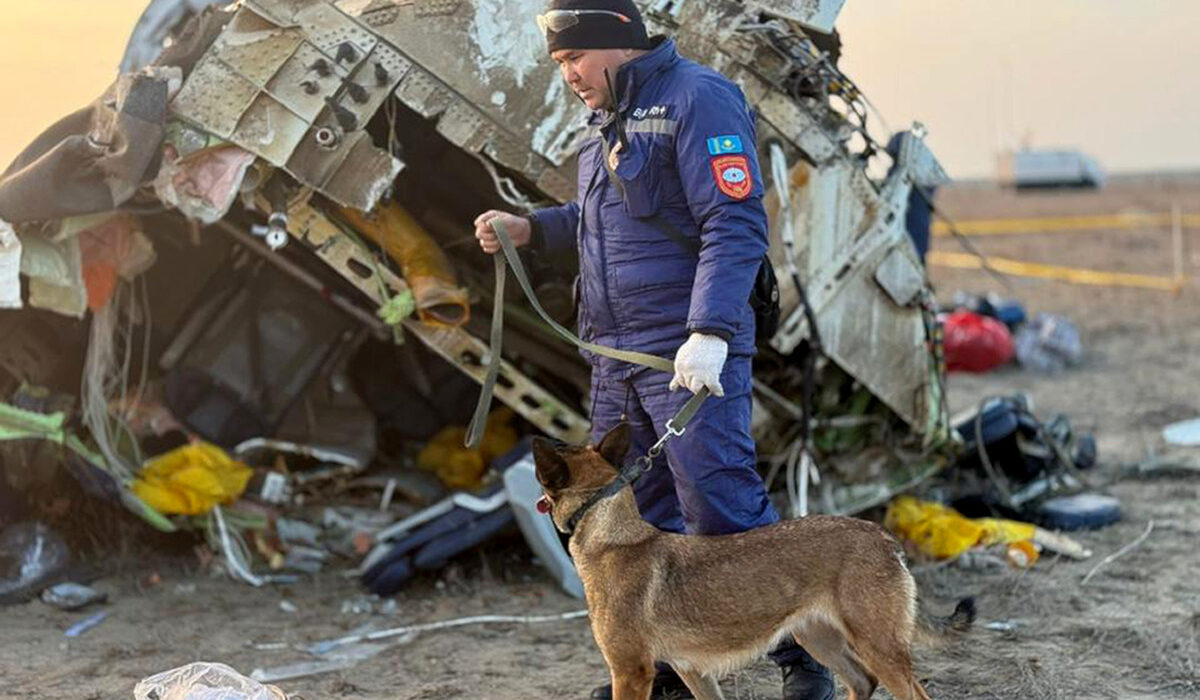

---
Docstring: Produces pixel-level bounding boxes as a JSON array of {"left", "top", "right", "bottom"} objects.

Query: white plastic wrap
[{"left": 134, "top": 663, "right": 287, "bottom": 700}]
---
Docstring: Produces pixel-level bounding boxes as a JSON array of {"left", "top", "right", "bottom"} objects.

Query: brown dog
[{"left": 532, "top": 424, "right": 973, "bottom": 700}]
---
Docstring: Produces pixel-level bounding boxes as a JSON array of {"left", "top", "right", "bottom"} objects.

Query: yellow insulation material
[
  {"left": 340, "top": 204, "right": 470, "bottom": 326},
  {"left": 417, "top": 408, "right": 518, "bottom": 491}
]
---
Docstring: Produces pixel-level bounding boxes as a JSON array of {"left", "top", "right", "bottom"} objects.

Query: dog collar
[{"left": 563, "top": 460, "right": 645, "bottom": 535}]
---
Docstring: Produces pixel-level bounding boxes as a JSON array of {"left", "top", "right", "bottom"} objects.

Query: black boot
[
  {"left": 780, "top": 649, "right": 835, "bottom": 700},
  {"left": 589, "top": 663, "right": 694, "bottom": 699},
  {"left": 769, "top": 638, "right": 834, "bottom": 700}
]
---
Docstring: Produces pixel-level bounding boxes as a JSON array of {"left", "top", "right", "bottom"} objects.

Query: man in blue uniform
[{"left": 474, "top": 2, "right": 834, "bottom": 698}]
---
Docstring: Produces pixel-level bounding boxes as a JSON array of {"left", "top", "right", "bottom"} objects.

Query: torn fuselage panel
[{"left": 170, "top": 2, "right": 404, "bottom": 210}]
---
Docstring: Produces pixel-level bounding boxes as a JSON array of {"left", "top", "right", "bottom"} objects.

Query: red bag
[{"left": 942, "top": 311, "right": 1015, "bottom": 373}]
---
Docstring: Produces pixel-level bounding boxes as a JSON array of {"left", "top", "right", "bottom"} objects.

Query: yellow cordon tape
[
  {"left": 929, "top": 251, "right": 1185, "bottom": 292},
  {"left": 932, "top": 213, "right": 1200, "bottom": 237}
]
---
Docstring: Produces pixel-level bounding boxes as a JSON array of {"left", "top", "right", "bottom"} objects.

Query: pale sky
[
  {"left": 1, "top": 1, "right": 1197, "bottom": 180},
  {"left": 838, "top": 0, "right": 1200, "bottom": 178}
]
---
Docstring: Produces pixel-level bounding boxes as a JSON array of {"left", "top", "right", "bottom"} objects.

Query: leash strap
[
  {"left": 563, "top": 385, "right": 709, "bottom": 534},
  {"left": 465, "top": 252, "right": 507, "bottom": 449},
  {"left": 466, "top": 219, "right": 706, "bottom": 448}
]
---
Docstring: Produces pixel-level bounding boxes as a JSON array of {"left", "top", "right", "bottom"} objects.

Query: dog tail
[{"left": 914, "top": 597, "right": 976, "bottom": 647}]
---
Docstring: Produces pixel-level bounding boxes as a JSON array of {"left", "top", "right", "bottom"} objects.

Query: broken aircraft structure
[{"left": 0, "top": 0, "right": 953, "bottom": 559}]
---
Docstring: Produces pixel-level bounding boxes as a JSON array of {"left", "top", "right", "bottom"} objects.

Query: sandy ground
[{"left": 3, "top": 177, "right": 1200, "bottom": 699}]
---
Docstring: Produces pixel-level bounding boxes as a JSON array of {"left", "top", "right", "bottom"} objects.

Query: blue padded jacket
[{"left": 529, "top": 38, "right": 768, "bottom": 377}]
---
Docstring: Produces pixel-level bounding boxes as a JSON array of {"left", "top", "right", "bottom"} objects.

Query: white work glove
[{"left": 670, "top": 333, "right": 728, "bottom": 397}]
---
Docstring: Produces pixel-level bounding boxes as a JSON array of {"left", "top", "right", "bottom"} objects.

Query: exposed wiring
[
  {"left": 910, "top": 186, "right": 1017, "bottom": 295},
  {"left": 81, "top": 278, "right": 154, "bottom": 481},
  {"left": 783, "top": 435, "right": 820, "bottom": 518},
  {"left": 1081, "top": 521, "right": 1154, "bottom": 585},
  {"left": 472, "top": 151, "right": 539, "bottom": 214},
  {"left": 210, "top": 505, "right": 265, "bottom": 588},
  {"left": 974, "top": 397, "right": 1015, "bottom": 506}
]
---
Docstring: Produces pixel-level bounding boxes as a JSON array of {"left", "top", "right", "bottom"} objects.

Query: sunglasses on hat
[{"left": 536, "top": 9, "right": 632, "bottom": 37}]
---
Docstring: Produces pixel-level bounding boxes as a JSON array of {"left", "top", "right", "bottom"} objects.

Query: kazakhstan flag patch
[{"left": 706, "top": 135, "right": 744, "bottom": 156}]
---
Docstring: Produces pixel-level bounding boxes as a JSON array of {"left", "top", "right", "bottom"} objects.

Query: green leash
[{"left": 465, "top": 219, "right": 708, "bottom": 450}]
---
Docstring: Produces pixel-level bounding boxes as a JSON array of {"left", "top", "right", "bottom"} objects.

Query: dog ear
[
  {"left": 531, "top": 437, "right": 570, "bottom": 491},
  {"left": 595, "top": 422, "right": 631, "bottom": 467}
]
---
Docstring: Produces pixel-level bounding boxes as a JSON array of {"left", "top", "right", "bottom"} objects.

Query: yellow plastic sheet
[
  {"left": 884, "top": 495, "right": 1036, "bottom": 560},
  {"left": 132, "top": 442, "right": 253, "bottom": 516},
  {"left": 417, "top": 408, "right": 518, "bottom": 491}
]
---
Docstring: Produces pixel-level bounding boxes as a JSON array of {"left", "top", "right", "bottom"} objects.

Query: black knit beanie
[{"left": 542, "top": 0, "right": 651, "bottom": 53}]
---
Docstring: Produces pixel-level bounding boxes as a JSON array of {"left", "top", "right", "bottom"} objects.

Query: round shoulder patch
[{"left": 709, "top": 155, "right": 753, "bottom": 200}]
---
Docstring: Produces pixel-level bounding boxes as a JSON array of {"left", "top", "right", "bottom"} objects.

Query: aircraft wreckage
[{"left": 0, "top": 0, "right": 952, "bottom": 569}]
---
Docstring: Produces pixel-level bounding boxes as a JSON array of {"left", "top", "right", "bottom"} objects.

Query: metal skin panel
[
  {"left": 339, "top": 43, "right": 412, "bottom": 125},
  {"left": 171, "top": 3, "right": 402, "bottom": 210},
  {"left": 875, "top": 247, "right": 926, "bottom": 308},
  {"left": 294, "top": 1, "right": 380, "bottom": 58},
  {"left": 172, "top": 53, "right": 261, "bottom": 138},
  {"left": 264, "top": 42, "right": 349, "bottom": 122},
  {"left": 320, "top": 132, "right": 404, "bottom": 207},
  {"left": 212, "top": 13, "right": 304, "bottom": 85},
  {"left": 892, "top": 131, "right": 952, "bottom": 190},
  {"left": 768, "top": 152, "right": 937, "bottom": 429},
  {"left": 233, "top": 94, "right": 311, "bottom": 166},
  {"left": 337, "top": 0, "right": 576, "bottom": 164},
  {"left": 746, "top": 0, "right": 847, "bottom": 33}
]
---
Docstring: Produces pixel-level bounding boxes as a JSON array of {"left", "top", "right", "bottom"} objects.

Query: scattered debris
[
  {"left": 1028, "top": 529, "right": 1093, "bottom": 560},
  {"left": 942, "top": 310, "right": 1015, "bottom": 373},
  {"left": 1162, "top": 418, "right": 1200, "bottom": 447},
  {"left": 949, "top": 395, "right": 1100, "bottom": 519},
  {"left": 40, "top": 583, "right": 108, "bottom": 612},
  {"left": 1122, "top": 451, "right": 1200, "bottom": 478},
  {"left": 1036, "top": 493, "right": 1121, "bottom": 531},
  {"left": 1015, "top": 313, "right": 1083, "bottom": 373},
  {"left": 984, "top": 619, "right": 1022, "bottom": 632},
  {"left": 362, "top": 443, "right": 585, "bottom": 599},
  {"left": 950, "top": 291, "right": 1027, "bottom": 330},
  {"left": 1005, "top": 540, "right": 1040, "bottom": 569},
  {"left": 0, "top": 522, "right": 71, "bottom": 606},
  {"left": 63, "top": 610, "right": 110, "bottom": 638},
  {"left": 340, "top": 595, "right": 386, "bottom": 616}
]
